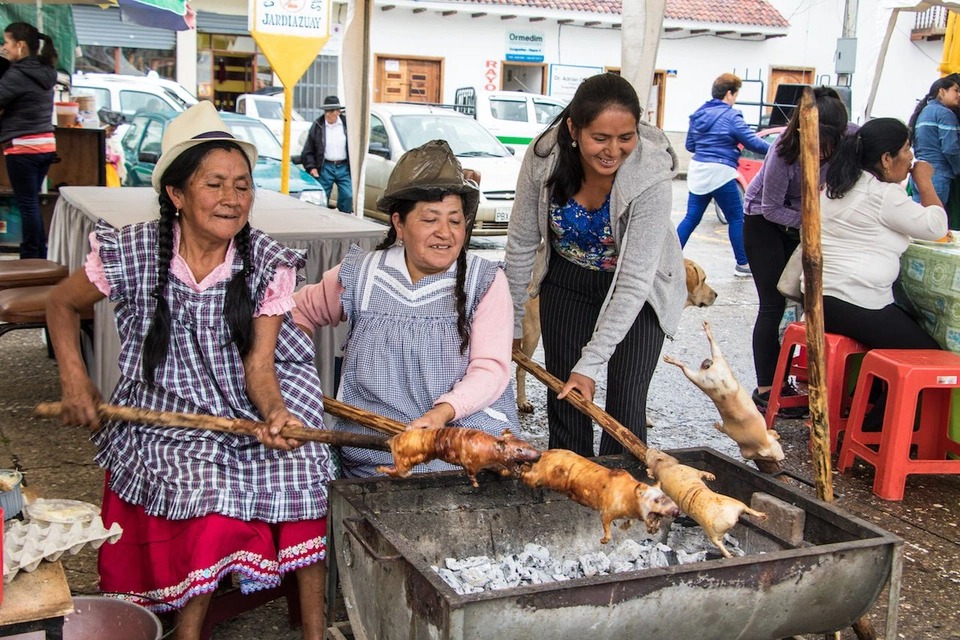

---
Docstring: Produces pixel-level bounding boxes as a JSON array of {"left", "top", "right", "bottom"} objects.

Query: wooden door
[
  {"left": 767, "top": 67, "right": 815, "bottom": 108},
  {"left": 375, "top": 56, "right": 442, "bottom": 103}
]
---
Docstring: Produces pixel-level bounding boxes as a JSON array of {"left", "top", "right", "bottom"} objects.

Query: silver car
[{"left": 365, "top": 103, "right": 521, "bottom": 236}]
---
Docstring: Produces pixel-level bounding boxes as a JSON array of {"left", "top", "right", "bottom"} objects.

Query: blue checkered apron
[
  {"left": 91, "top": 220, "right": 336, "bottom": 522},
  {"left": 335, "top": 245, "right": 519, "bottom": 478}
]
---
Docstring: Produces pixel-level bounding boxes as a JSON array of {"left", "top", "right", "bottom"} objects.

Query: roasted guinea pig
[
  {"left": 645, "top": 448, "right": 766, "bottom": 558},
  {"left": 663, "top": 321, "right": 785, "bottom": 464},
  {"left": 521, "top": 449, "right": 680, "bottom": 544},
  {"left": 376, "top": 427, "right": 541, "bottom": 487}
]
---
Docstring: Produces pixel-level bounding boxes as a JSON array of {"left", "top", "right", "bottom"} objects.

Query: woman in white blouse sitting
[{"left": 820, "top": 117, "right": 947, "bottom": 350}]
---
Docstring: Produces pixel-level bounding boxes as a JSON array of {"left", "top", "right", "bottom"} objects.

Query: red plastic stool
[
  {"left": 765, "top": 323, "right": 869, "bottom": 453},
  {"left": 836, "top": 349, "right": 960, "bottom": 501}
]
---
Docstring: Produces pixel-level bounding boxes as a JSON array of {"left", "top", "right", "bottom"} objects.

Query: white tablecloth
[{"left": 48, "top": 186, "right": 386, "bottom": 400}]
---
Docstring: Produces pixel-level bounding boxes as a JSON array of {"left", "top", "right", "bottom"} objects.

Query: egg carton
[{"left": 3, "top": 517, "right": 123, "bottom": 583}]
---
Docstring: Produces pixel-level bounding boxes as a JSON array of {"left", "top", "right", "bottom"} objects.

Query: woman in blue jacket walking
[
  {"left": 907, "top": 76, "right": 960, "bottom": 211},
  {"left": 678, "top": 73, "right": 770, "bottom": 276}
]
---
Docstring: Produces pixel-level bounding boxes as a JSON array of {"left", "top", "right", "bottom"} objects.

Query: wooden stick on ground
[
  {"left": 34, "top": 402, "right": 391, "bottom": 451},
  {"left": 512, "top": 349, "right": 648, "bottom": 460}
]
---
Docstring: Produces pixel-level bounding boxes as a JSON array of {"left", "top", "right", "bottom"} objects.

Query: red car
[{"left": 714, "top": 126, "right": 785, "bottom": 224}]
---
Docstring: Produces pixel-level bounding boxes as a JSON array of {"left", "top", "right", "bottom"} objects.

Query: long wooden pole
[
  {"left": 798, "top": 87, "right": 834, "bottom": 503},
  {"left": 322, "top": 397, "right": 406, "bottom": 435},
  {"left": 513, "top": 349, "right": 648, "bottom": 459},
  {"left": 34, "top": 402, "right": 391, "bottom": 451}
]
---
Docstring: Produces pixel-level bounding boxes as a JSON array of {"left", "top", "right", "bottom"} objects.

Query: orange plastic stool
[
  {"left": 837, "top": 349, "right": 960, "bottom": 501},
  {"left": 765, "top": 323, "right": 869, "bottom": 453}
]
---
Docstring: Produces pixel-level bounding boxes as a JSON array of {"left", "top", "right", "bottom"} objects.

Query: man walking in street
[{"left": 302, "top": 95, "right": 353, "bottom": 213}]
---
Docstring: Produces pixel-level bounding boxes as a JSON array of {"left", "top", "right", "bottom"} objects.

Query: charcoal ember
[
  {"left": 609, "top": 538, "right": 643, "bottom": 564},
  {"left": 460, "top": 563, "right": 495, "bottom": 588},
  {"left": 519, "top": 543, "right": 550, "bottom": 568},
  {"left": 611, "top": 560, "right": 635, "bottom": 573},
  {"left": 578, "top": 552, "right": 610, "bottom": 577},
  {"left": 436, "top": 567, "right": 465, "bottom": 593},
  {"left": 676, "top": 549, "right": 708, "bottom": 564},
  {"left": 648, "top": 545, "right": 670, "bottom": 568},
  {"left": 445, "top": 555, "right": 491, "bottom": 571},
  {"left": 560, "top": 559, "right": 580, "bottom": 579}
]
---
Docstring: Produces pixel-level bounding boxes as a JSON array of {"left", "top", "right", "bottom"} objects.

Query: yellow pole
[{"left": 281, "top": 86, "right": 294, "bottom": 194}]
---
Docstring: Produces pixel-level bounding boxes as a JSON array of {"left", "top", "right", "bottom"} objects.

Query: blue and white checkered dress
[
  {"left": 336, "top": 245, "right": 519, "bottom": 478},
  {"left": 92, "top": 220, "right": 336, "bottom": 523}
]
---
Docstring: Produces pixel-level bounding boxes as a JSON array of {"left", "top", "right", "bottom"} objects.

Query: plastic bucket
[
  {"left": 64, "top": 596, "right": 163, "bottom": 640},
  {"left": 55, "top": 101, "right": 79, "bottom": 128}
]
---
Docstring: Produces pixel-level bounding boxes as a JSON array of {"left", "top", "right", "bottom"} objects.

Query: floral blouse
[{"left": 548, "top": 194, "right": 618, "bottom": 271}]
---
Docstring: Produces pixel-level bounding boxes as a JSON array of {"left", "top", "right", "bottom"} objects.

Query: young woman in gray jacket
[{"left": 505, "top": 73, "right": 686, "bottom": 456}]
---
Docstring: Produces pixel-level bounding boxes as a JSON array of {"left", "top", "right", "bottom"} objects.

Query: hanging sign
[{"left": 249, "top": 0, "right": 332, "bottom": 193}]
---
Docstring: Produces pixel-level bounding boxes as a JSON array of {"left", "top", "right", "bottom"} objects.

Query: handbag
[{"left": 777, "top": 245, "right": 804, "bottom": 303}]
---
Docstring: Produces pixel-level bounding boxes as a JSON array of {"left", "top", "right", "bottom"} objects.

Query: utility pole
[{"left": 836, "top": 0, "right": 859, "bottom": 87}]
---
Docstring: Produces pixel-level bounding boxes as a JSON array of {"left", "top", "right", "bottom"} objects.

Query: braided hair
[
  {"left": 4, "top": 22, "right": 57, "bottom": 68},
  {"left": 533, "top": 73, "right": 641, "bottom": 207},
  {"left": 142, "top": 141, "right": 255, "bottom": 385},
  {"left": 377, "top": 196, "right": 471, "bottom": 354}
]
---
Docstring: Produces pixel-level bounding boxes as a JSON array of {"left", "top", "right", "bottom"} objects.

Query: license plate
[{"left": 495, "top": 208, "right": 511, "bottom": 223}]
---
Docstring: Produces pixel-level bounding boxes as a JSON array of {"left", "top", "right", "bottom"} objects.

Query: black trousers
[
  {"left": 538, "top": 252, "right": 665, "bottom": 457},
  {"left": 823, "top": 295, "right": 940, "bottom": 350},
  {"left": 743, "top": 214, "right": 800, "bottom": 388}
]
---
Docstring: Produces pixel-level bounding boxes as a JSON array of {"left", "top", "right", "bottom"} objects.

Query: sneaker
[
  {"left": 752, "top": 387, "right": 808, "bottom": 420},
  {"left": 734, "top": 263, "right": 752, "bottom": 277}
]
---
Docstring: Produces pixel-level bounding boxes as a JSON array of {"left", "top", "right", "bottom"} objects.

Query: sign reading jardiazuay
[{"left": 250, "top": 0, "right": 329, "bottom": 38}]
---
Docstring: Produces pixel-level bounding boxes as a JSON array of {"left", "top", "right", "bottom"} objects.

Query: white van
[
  {"left": 70, "top": 72, "right": 198, "bottom": 121},
  {"left": 235, "top": 93, "right": 313, "bottom": 152},
  {"left": 453, "top": 88, "right": 567, "bottom": 154}
]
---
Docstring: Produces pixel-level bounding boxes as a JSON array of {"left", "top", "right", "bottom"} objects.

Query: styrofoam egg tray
[{"left": 3, "top": 517, "right": 123, "bottom": 583}]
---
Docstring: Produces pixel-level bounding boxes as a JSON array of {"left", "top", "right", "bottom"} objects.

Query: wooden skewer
[
  {"left": 322, "top": 397, "right": 406, "bottom": 436},
  {"left": 512, "top": 349, "right": 648, "bottom": 460},
  {"left": 34, "top": 402, "right": 391, "bottom": 452}
]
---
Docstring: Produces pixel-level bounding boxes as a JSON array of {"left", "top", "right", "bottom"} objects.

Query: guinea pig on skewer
[
  {"left": 376, "top": 427, "right": 541, "bottom": 487},
  {"left": 645, "top": 448, "right": 766, "bottom": 558},
  {"left": 663, "top": 321, "right": 785, "bottom": 466},
  {"left": 521, "top": 449, "right": 680, "bottom": 545}
]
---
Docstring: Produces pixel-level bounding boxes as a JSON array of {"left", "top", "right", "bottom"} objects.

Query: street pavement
[{"left": 0, "top": 179, "right": 957, "bottom": 638}]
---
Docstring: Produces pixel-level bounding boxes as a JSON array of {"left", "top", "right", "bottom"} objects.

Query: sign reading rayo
[{"left": 506, "top": 31, "right": 544, "bottom": 63}]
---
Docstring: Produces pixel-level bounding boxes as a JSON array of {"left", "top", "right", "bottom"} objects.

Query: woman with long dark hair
[
  {"left": 505, "top": 73, "right": 685, "bottom": 455},
  {"left": 0, "top": 22, "right": 58, "bottom": 258},
  {"left": 742, "top": 87, "right": 850, "bottom": 416},
  {"left": 906, "top": 76, "right": 960, "bottom": 208},
  {"left": 46, "top": 103, "right": 337, "bottom": 640},
  {"left": 292, "top": 139, "right": 518, "bottom": 478},
  {"left": 821, "top": 117, "right": 946, "bottom": 349}
]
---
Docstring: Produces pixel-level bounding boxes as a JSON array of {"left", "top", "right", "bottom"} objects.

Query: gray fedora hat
[{"left": 376, "top": 140, "right": 479, "bottom": 230}]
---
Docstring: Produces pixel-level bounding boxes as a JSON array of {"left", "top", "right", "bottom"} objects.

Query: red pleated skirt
[{"left": 98, "top": 483, "right": 327, "bottom": 612}]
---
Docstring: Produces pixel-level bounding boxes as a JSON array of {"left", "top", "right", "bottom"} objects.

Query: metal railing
[{"left": 914, "top": 6, "right": 950, "bottom": 33}]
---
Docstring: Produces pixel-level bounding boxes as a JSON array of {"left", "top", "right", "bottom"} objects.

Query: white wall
[{"left": 190, "top": 0, "right": 945, "bottom": 138}]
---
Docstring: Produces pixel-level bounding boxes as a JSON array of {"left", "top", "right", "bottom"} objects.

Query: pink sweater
[{"left": 292, "top": 264, "right": 514, "bottom": 420}]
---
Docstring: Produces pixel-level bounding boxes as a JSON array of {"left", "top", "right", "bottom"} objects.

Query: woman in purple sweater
[{"left": 742, "top": 87, "right": 849, "bottom": 414}]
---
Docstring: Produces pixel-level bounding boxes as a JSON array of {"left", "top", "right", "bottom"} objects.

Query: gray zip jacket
[{"left": 504, "top": 122, "right": 686, "bottom": 382}]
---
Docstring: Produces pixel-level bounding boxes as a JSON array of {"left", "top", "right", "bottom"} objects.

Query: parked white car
[
  {"left": 366, "top": 103, "right": 521, "bottom": 236},
  {"left": 70, "top": 72, "right": 197, "bottom": 121},
  {"left": 454, "top": 88, "right": 567, "bottom": 154},
  {"left": 235, "top": 93, "right": 313, "bottom": 154}
]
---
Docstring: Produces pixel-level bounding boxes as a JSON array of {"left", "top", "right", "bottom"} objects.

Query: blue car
[{"left": 120, "top": 109, "right": 327, "bottom": 204}]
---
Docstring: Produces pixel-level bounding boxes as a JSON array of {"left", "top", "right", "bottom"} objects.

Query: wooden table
[
  {"left": 47, "top": 186, "right": 387, "bottom": 400},
  {"left": 0, "top": 561, "right": 73, "bottom": 639}
]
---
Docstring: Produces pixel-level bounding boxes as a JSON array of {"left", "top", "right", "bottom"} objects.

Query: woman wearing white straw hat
[{"left": 46, "top": 101, "right": 337, "bottom": 639}]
